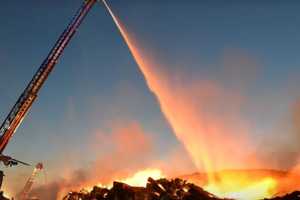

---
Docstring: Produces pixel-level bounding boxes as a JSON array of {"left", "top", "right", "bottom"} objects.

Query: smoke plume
[
  {"left": 31, "top": 122, "right": 155, "bottom": 199},
  {"left": 31, "top": 120, "right": 194, "bottom": 199},
  {"left": 102, "top": 0, "right": 261, "bottom": 178}
]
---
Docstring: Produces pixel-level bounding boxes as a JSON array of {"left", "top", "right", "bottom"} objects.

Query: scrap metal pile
[{"left": 62, "top": 177, "right": 300, "bottom": 200}]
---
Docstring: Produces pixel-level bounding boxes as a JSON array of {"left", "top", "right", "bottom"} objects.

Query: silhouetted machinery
[
  {"left": 0, "top": 0, "right": 97, "bottom": 190},
  {"left": 18, "top": 163, "right": 44, "bottom": 200}
]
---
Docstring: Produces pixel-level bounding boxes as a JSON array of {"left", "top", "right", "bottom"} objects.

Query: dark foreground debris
[
  {"left": 63, "top": 178, "right": 228, "bottom": 200},
  {"left": 0, "top": 191, "right": 9, "bottom": 200},
  {"left": 265, "top": 191, "right": 300, "bottom": 200},
  {"left": 62, "top": 177, "right": 300, "bottom": 200}
]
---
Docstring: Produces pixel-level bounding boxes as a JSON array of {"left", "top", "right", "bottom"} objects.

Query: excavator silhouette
[{"left": 0, "top": 0, "right": 97, "bottom": 190}]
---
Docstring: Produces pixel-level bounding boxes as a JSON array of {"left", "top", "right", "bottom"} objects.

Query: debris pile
[
  {"left": 63, "top": 177, "right": 230, "bottom": 200},
  {"left": 265, "top": 191, "right": 300, "bottom": 200},
  {"left": 0, "top": 192, "right": 9, "bottom": 200},
  {"left": 62, "top": 177, "right": 300, "bottom": 200}
]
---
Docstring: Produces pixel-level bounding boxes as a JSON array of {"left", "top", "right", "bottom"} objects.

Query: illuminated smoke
[
  {"left": 27, "top": 2, "right": 300, "bottom": 199},
  {"left": 31, "top": 122, "right": 158, "bottom": 200},
  {"left": 102, "top": 0, "right": 256, "bottom": 180}
]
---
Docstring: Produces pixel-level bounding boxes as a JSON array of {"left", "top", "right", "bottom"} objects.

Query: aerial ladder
[
  {"left": 0, "top": 0, "right": 97, "bottom": 189},
  {"left": 18, "top": 163, "right": 43, "bottom": 200}
]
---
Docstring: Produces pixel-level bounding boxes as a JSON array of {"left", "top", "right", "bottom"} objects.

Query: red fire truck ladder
[{"left": 0, "top": 0, "right": 96, "bottom": 186}]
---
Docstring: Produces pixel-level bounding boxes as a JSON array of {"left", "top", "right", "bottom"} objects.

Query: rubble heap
[
  {"left": 62, "top": 178, "right": 300, "bottom": 200},
  {"left": 63, "top": 177, "right": 230, "bottom": 200},
  {"left": 264, "top": 191, "right": 300, "bottom": 200}
]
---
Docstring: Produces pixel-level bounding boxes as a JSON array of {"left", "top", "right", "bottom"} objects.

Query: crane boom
[
  {"left": 0, "top": 0, "right": 96, "bottom": 154},
  {"left": 19, "top": 163, "right": 43, "bottom": 200}
]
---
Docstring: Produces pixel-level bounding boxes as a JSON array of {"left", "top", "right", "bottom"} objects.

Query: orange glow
[
  {"left": 103, "top": 0, "right": 252, "bottom": 179},
  {"left": 99, "top": 1, "right": 300, "bottom": 199},
  {"left": 101, "top": 1, "right": 291, "bottom": 199},
  {"left": 2, "top": 187, "right": 12, "bottom": 199},
  {"left": 90, "top": 168, "right": 164, "bottom": 191},
  {"left": 116, "top": 168, "right": 164, "bottom": 187},
  {"left": 204, "top": 173, "right": 277, "bottom": 199}
]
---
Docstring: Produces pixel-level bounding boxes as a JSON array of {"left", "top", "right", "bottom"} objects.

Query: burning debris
[
  {"left": 61, "top": 177, "right": 300, "bottom": 200},
  {"left": 63, "top": 177, "right": 227, "bottom": 200}
]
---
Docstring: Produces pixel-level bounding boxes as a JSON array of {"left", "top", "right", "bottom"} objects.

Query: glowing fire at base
[
  {"left": 116, "top": 169, "right": 164, "bottom": 187},
  {"left": 90, "top": 169, "right": 279, "bottom": 200},
  {"left": 203, "top": 174, "right": 277, "bottom": 200},
  {"left": 92, "top": 169, "right": 164, "bottom": 190}
]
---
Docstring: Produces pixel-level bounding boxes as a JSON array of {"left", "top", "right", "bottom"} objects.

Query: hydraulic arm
[{"left": 0, "top": 0, "right": 96, "bottom": 158}]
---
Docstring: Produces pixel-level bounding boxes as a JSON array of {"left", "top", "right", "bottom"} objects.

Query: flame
[
  {"left": 92, "top": 168, "right": 164, "bottom": 190},
  {"left": 116, "top": 169, "right": 164, "bottom": 187},
  {"left": 91, "top": 169, "right": 277, "bottom": 199},
  {"left": 204, "top": 173, "right": 277, "bottom": 199},
  {"left": 57, "top": 168, "right": 164, "bottom": 199}
]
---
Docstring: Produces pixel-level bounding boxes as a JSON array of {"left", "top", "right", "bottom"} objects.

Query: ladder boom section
[
  {"left": 0, "top": 0, "right": 96, "bottom": 154},
  {"left": 19, "top": 163, "right": 43, "bottom": 200}
]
